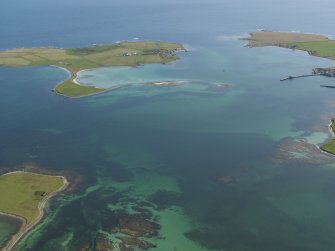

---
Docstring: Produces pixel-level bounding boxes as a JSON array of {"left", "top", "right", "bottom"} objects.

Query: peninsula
[
  {"left": 244, "top": 31, "right": 335, "bottom": 155},
  {"left": 0, "top": 41, "right": 185, "bottom": 98},
  {"left": 0, "top": 171, "right": 68, "bottom": 251},
  {"left": 244, "top": 31, "right": 329, "bottom": 47}
]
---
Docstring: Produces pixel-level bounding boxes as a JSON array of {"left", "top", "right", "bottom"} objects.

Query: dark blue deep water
[{"left": 2, "top": 0, "right": 335, "bottom": 250}]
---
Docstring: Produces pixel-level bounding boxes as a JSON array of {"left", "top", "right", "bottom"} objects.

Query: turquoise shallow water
[
  {"left": 6, "top": 45, "right": 335, "bottom": 251},
  {"left": 77, "top": 64, "right": 186, "bottom": 88},
  {"left": 2, "top": 0, "right": 335, "bottom": 250}
]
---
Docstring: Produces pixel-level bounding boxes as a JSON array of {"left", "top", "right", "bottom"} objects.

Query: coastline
[
  {"left": 244, "top": 31, "right": 335, "bottom": 157},
  {"left": 72, "top": 69, "right": 86, "bottom": 85},
  {"left": 243, "top": 32, "right": 335, "bottom": 63},
  {"left": 242, "top": 31, "right": 329, "bottom": 47},
  {"left": 1, "top": 171, "right": 69, "bottom": 251},
  {"left": 317, "top": 120, "right": 335, "bottom": 157},
  {"left": 51, "top": 60, "right": 182, "bottom": 99},
  {"left": 327, "top": 120, "right": 335, "bottom": 137}
]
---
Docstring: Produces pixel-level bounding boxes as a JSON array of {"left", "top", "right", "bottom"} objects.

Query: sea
[{"left": 1, "top": 0, "right": 335, "bottom": 250}]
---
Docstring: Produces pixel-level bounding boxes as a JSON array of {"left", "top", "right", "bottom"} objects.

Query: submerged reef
[{"left": 78, "top": 213, "right": 161, "bottom": 251}]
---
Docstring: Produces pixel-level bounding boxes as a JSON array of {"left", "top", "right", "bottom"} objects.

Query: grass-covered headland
[
  {"left": 245, "top": 32, "right": 335, "bottom": 155},
  {"left": 0, "top": 41, "right": 185, "bottom": 98},
  {"left": 320, "top": 119, "right": 335, "bottom": 155},
  {"left": 0, "top": 172, "right": 67, "bottom": 251},
  {"left": 245, "top": 31, "right": 335, "bottom": 60}
]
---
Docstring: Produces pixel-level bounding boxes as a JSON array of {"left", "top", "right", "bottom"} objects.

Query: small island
[
  {"left": 0, "top": 41, "right": 185, "bottom": 98},
  {"left": 244, "top": 31, "right": 335, "bottom": 155},
  {"left": 0, "top": 171, "right": 68, "bottom": 251}
]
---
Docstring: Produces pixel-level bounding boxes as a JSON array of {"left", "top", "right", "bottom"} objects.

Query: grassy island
[
  {"left": 0, "top": 41, "right": 185, "bottom": 98},
  {"left": 0, "top": 172, "right": 67, "bottom": 251},
  {"left": 245, "top": 31, "right": 335, "bottom": 155}
]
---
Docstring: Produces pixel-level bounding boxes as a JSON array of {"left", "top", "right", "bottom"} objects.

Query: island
[
  {"left": 0, "top": 41, "right": 185, "bottom": 98},
  {"left": 0, "top": 171, "right": 68, "bottom": 251},
  {"left": 244, "top": 31, "right": 335, "bottom": 155}
]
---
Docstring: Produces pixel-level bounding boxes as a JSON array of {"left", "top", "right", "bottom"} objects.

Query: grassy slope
[
  {"left": 288, "top": 40, "right": 335, "bottom": 60},
  {"left": 320, "top": 119, "right": 335, "bottom": 154},
  {"left": 246, "top": 32, "right": 335, "bottom": 60},
  {"left": 320, "top": 140, "right": 335, "bottom": 154},
  {"left": 0, "top": 172, "right": 64, "bottom": 224},
  {"left": 245, "top": 32, "right": 329, "bottom": 47},
  {"left": 55, "top": 80, "right": 105, "bottom": 97},
  {"left": 0, "top": 41, "right": 184, "bottom": 97}
]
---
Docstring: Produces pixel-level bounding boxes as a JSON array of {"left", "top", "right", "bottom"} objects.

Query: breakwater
[{"left": 280, "top": 74, "right": 319, "bottom": 82}]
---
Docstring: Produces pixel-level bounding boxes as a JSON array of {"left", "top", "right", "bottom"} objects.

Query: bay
[{"left": 1, "top": 0, "right": 335, "bottom": 250}]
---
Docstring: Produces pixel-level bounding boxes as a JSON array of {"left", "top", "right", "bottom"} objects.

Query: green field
[
  {"left": 0, "top": 172, "right": 65, "bottom": 224},
  {"left": 245, "top": 32, "right": 329, "bottom": 47},
  {"left": 288, "top": 40, "right": 335, "bottom": 60},
  {"left": 320, "top": 119, "right": 335, "bottom": 155},
  {"left": 0, "top": 41, "right": 184, "bottom": 97},
  {"left": 320, "top": 140, "right": 335, "bottom": 154},
  {"left": 55, "top": 80, "right": 105, "bottom": 98}
]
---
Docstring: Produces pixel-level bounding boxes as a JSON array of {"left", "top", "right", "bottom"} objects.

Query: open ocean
[{"left": 2, "top": 0, "right": 335, "bottom": 250}]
